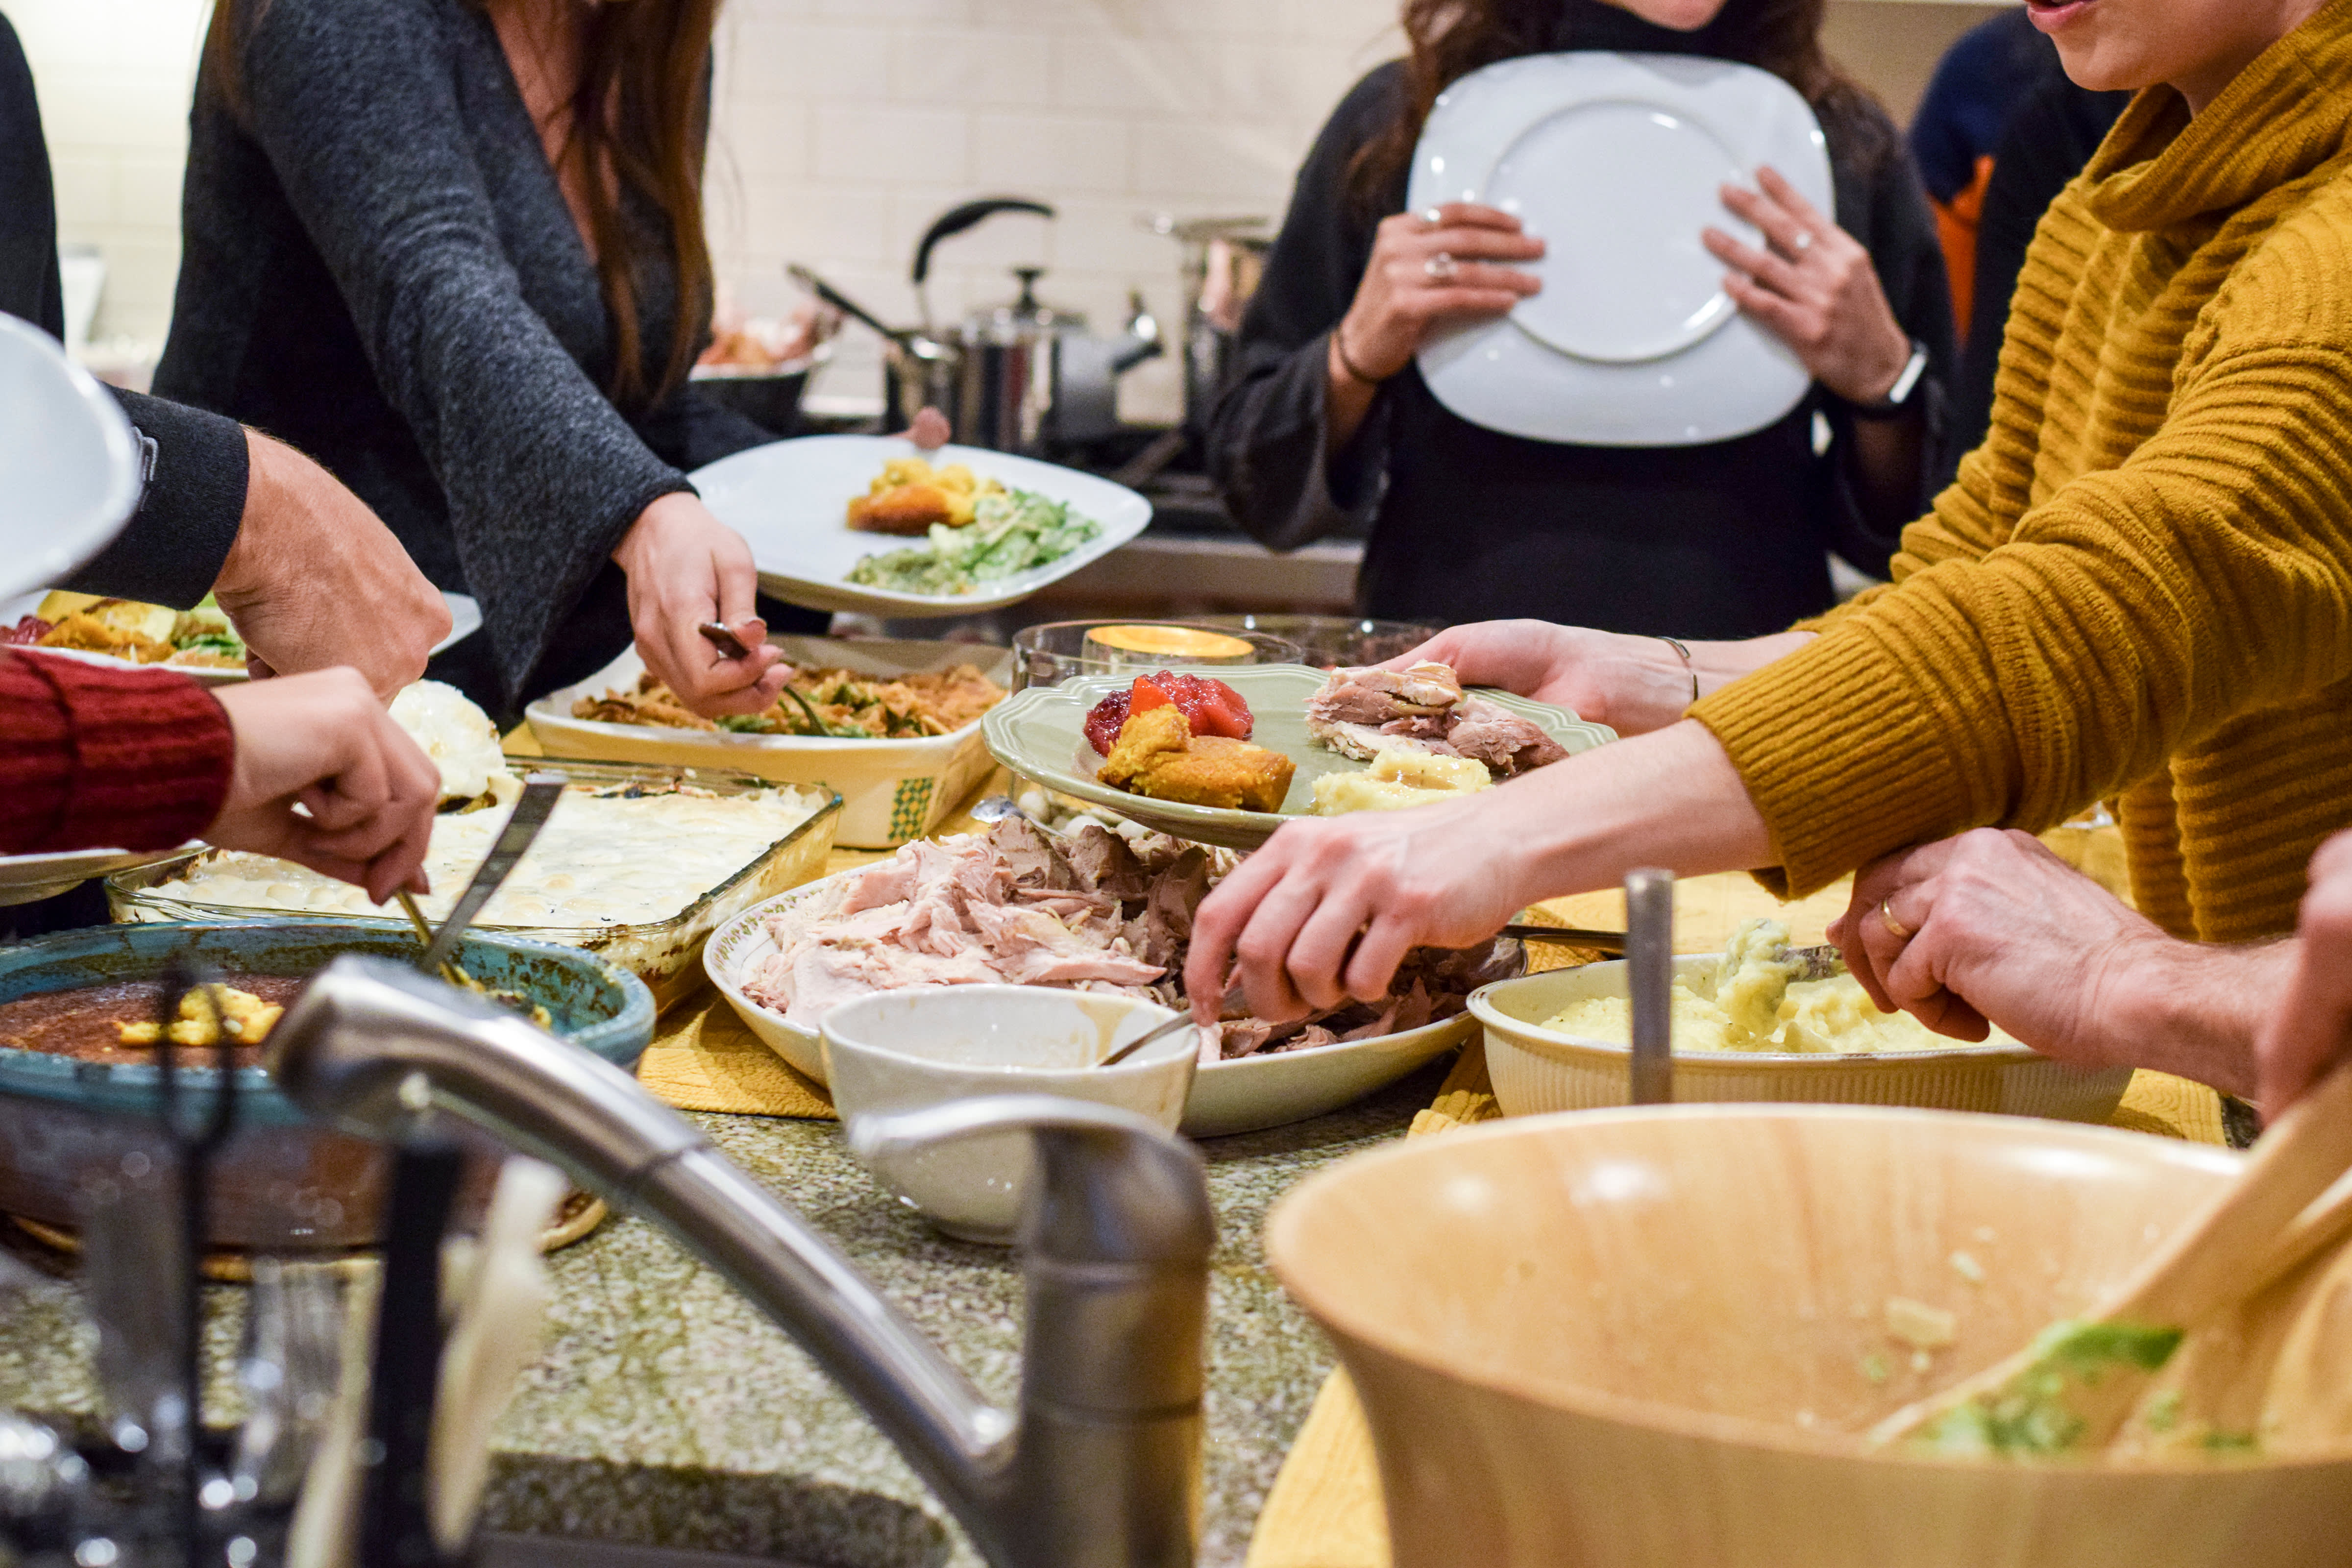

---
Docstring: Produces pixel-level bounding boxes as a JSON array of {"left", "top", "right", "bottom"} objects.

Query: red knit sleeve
[{"left": 0, "top": 651, "right": 235, "bottom": 854}]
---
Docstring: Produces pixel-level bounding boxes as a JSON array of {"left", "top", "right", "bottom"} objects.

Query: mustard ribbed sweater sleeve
[{"left": 1694, "top": 334, "right": 2352, "bottom": 897}]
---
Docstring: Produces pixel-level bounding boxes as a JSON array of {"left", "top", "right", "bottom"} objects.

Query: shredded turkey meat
[
  {"left": 741, "top": 818, "right": 1518, "bottom": 1063},
  {"left": 1305, "top": 661, "right": 1570, "bottom": 778}
]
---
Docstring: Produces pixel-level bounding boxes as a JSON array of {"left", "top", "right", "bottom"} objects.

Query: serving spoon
[{"left": 1871, "top": 1056, "right": 2352, "bottom": 1451}]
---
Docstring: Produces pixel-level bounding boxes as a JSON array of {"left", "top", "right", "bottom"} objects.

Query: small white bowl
[
  {"left": 822, "top": 985, "right": 1197, "bottom": 1243},
  {"left": 1471, "top": 956, "right": 2134, "bottom": 1122}
]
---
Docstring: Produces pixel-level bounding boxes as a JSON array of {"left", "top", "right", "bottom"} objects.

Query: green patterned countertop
[{"left": 0, "top": 1060, "right": 1447, "bottom": 1568}]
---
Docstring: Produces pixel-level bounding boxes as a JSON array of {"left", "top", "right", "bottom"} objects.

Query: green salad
[{"left": 845, "top": 488, "right": 1102, "bottom": 596}]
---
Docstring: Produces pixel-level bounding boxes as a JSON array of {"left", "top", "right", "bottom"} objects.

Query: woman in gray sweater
[{"left": 157, "top": 0, "right": 799, "bottom": 721}]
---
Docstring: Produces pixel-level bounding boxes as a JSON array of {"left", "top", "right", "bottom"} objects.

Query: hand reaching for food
[
  {"left": 1702, "top": 166, "right": 1914, "bottom": 407},
  {"left": 1386, "top": 620, "right": 1814, "bottom": 736},
  {"left": 212, "top": 430, "right": 452, "bottom": 698},
  {"left": 208, "top": 667, "right": 440, "bottom": 904},
  {"left": 1836, "top": 827, "right": 2285, "bottom": 1101},
  {"left": 611, "top": 492, "right": 788, "bottom": 719}
]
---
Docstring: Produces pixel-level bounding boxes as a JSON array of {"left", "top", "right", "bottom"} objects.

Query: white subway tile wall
[{"left": 15, "top": 0, "right": 1999, "bottom": 415}]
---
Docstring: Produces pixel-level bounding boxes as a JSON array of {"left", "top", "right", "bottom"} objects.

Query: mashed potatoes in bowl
[
  {"left": 1468, "top": 921, "right": 2134, "bottom": 1122},
  {"left": 1539, "top": 920, "right": 2016, "bottom": 1056}
]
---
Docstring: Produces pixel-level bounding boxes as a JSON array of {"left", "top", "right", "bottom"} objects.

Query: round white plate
[
  {"left": 2, "top": 591, "right": 483, "bottom": 684},
  {"left": 1409, "top": 51, "right": 1834, "bottom": 447},
  {"left": 690, "top": 435, "right": 1152, "bottom": 617},
  {"left": 0, "top": 317, "right": 141, "bottom": 602},
  {"left": 705, "top": 870, "right": 1479, "bottom": 1138}
]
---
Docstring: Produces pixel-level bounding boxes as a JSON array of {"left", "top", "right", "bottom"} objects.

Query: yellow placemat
[{"left": 637, "top": 996, "right": 836, "bottom": 1119}]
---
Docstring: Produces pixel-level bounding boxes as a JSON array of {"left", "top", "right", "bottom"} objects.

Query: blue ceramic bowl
[{"left": 0, "top": 921, "right": 653, "bottom": 1250}]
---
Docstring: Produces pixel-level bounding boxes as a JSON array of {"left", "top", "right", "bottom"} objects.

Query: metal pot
[
  {"left": 791, "top": 197, "right": 1162, "bottom": 456},
  {"left": 1145, "top": 214, "right": 1272, "bottom": 436}
]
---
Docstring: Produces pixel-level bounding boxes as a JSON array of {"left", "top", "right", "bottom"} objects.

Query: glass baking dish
[{"left": 106, "top": 761, "right": 841, "bottom": 1011}]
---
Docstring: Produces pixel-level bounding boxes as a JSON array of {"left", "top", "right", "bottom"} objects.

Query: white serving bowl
[
  {"left": 822, "top": 985, "right": 1195, "bottom": 1243},
  {"left": 706, "top": 871, "right": 1479, "bottom": 1138},
  {"left": 1470, "top": 955, "right": 2134, "bottom": 1121}
]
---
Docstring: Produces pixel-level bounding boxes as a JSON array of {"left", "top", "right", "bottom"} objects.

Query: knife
[{"left": 415, "top": 773, "right": 566, "bottom": 979}]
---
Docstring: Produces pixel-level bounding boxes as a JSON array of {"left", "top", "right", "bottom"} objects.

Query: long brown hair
[
  {"left": 1348, "top": 0, "right": 1881, "bottom": 216},
  {"left": 204, "top": 0, "right": 717, "bottom": 410}
]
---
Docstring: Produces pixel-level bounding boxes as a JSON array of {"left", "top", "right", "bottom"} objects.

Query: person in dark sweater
[
  {"left": 1208, "top": 0, "right": 1954, "bottom": 638},
  {"left": 0, "top": 11, "right": 446, "bottom": 697},
  {"left": 158, "top": 0, "right": 817, "bottom": 724}
]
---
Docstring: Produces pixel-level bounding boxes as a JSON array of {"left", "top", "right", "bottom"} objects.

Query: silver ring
[
  {"left": 1424, "top": 251, "right": 1459, "bottom": 282},
  {"left": 1791, "top": 230, "right": 1815, "bottom": 253},
  {"left": 1420, "top": 207, "right": 1444, "bottom": 229}
]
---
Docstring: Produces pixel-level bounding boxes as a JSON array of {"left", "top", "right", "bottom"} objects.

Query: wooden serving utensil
[{"left": 1871, "top": 1057, "right": 2352, "bottom": 1452}]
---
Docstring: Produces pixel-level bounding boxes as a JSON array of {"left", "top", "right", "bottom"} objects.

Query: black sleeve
[
  {"left": 59, "top": 389, "right": 250, "bottom": 608},
  {"left": 635, "top": 379, "right": 778, "bottom": 475},
  {"left": 1205, "top": 65, "right": 1402, "bottom": 553},
  {"left": 0, "top": 14, "right": 65, "bottom": 339},
  {"left": 1823, "top": 126, "right": 1958, "bottom": 571},
  {"left": 1946, "top": 81, "right": 2132, "bottom": 475}
]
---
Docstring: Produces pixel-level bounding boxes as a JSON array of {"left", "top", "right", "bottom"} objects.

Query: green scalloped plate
[{"left": 982, "top": 664, "right": 1616, "bottom": 851}]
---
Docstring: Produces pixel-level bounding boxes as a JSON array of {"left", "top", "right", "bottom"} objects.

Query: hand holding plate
[
  {"left": 1703, "top": 166, "right": 1912, "bottom": 407},
  {"left": 1335, "top": 203, "right": 1544, "bottom": 385}
]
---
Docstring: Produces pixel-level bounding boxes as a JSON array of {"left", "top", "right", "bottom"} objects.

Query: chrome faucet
[{"left": 268, "top": 957, "right": 1213, "bottom": 1568}]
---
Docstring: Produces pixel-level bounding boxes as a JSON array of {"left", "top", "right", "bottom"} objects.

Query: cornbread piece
[{"left": 1097, "top": 707, "right": 1295, "bottom": 812}]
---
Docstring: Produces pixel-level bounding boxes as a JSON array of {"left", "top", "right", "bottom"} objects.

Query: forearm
[
  {"left": 2093, "top": 936, "right": 2293, "bottom": 1101},
  {"left": 1495, "top": 719, "right": 1777, "bottom": 911},
  {"left": 1323, "top": 333, "right": 1379, "bottom": 452},
  {"left": 1591, "top": 630, "right": 1817, "bottom": 735}
]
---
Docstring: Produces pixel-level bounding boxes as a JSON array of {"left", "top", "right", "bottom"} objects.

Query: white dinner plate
[
  {"left": 1, "top": 591, "right": 483, "bottom": 684},
  {"left": 1409, "top": 51, "right": 1834, "bottom": 447},
  {"left": 0, "top": 845, "right": 199, "bottom": 908},
  {"left": 690, "top": 435, "right": 1152, "bottom": 617},
  {"left": 704, "top": 870, "right": 1484, "bottom": 1138},
  {"left": 0, "top": 316, "right": 141, "bottom": 602}
]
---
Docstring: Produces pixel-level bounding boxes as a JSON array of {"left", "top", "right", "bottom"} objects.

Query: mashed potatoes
[
  {"left": 1310, "top": 748, "right": 1492, "bottom": 815},
  {"left": 1542, "top": 919, "right": 2012, "bottom": 1055}
]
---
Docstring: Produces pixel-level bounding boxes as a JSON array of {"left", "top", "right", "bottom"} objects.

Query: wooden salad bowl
[{"left": 1265, "top": 1105, "right": 2352, "bottom": 1568}]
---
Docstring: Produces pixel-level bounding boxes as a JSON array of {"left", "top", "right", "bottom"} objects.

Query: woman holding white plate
[{"left": 1208, "top": 0, "right": 1952, "bottom": 638}]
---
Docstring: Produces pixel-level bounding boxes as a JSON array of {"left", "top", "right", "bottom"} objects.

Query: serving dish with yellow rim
[
  {"left": 525, "top": 636, "right": 1007, "bottom": 848},
  {"left": 1471, "top": 955, "right": 2135, "bottom": 1121}
]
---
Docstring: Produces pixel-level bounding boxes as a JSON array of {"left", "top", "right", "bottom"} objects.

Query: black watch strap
[{"left": 1845, "top": 338, "right": 1930, "bottom": 421}]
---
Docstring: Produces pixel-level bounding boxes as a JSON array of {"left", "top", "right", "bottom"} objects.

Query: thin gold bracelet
[{"left": 1656, "top": 636, "right": 1698, "bottom": 709}]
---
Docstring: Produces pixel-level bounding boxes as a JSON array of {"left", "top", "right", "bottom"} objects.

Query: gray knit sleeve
[{"left": 236, "top": 0, "right": 688, "bottom": 696}]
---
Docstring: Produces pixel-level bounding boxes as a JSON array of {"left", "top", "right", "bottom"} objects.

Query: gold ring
[{"left": 1879, "top": 897, "right": 1912, "bottom": 941}]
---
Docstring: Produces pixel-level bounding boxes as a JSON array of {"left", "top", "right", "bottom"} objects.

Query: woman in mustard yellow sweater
[{"left": 1190, "top": 0, "right": 2352, "bottom": 1023}]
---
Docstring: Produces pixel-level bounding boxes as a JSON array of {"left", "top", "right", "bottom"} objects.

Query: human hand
[
  {"left": 208, "top": 668, "right": 440, "bottom": 904},
  {"left": 1833, "top": 828, "right": 2180, "bottom": 1067},
  {"left": 1703, "top": 167, "right": 1913, "bottom": 407},
  {"left": 1334, "top": 203, "right": 1543, "bottom": 383},
  {"left": 1183, "top": 796, "right": 1532, "bottom": 1024},
  {"left": 906, "top": 407, "right": 951, "bottom": 452},
  {"left": 2256, "top": 832, "right": 2352, "bottom": 1113},
  {"left": 1387, "top": 620, "right": 1703, "bottom": 736},
  {"left": 212, "top": 431, "right": 452, "bottom": 699},
  {"left": 611, "top": 492, "right": 789, "bottom": 719}
]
